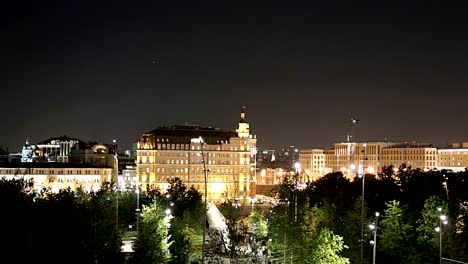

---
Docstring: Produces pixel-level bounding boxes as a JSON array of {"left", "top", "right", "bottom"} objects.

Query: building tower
[
  {"left": 21, "top": 138, "right": 35, "bottom": 162},
  {"left": 236, "top": 106, "right": 250, "bottom": 138}
]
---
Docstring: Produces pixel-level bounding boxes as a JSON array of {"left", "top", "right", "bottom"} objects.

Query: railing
[{"left": 443, "top": 257, "right": 468, "bottom": 264}]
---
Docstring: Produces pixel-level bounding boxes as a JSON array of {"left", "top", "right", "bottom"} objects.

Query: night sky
[{"left": 1, "top": 1, "right": 467, "bottom": 152}]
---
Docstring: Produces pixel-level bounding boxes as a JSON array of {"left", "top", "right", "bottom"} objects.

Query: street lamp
[
  {"left": 136, "top": 183, "right": 141, "bottom": 231},
  {"left": 435, "top": 208, "right": 448, "bottom": 264},
  {"left": 360, "top": 161, "right": 368, "bottom": 263},
  {"left": 199, "top": 137, "right": 208, "bottom": 264},
  {"left": 369, "top": 212, "right": 379, "bottom": 264},
  {"left": 360, "top": 144, "right": 368, "bottom": 264},
  {"left": 442, "top": 175, "right": 449, "bottom": 200}
]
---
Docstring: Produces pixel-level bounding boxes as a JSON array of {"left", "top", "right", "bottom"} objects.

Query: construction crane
[{"left": 346, "top": 118, "right": 360, "bottom": 142}]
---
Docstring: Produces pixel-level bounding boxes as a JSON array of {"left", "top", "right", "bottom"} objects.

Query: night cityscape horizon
[
  {"left": 2, "top": 1, "right": 468, "bottom": 152},
  {"left": 1, "top": 1, "right": 468, "bottom": 264}
]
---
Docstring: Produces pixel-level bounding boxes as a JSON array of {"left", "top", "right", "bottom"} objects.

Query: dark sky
[{"left": 1, "top": 1, "right": 467, "bottom": 152}]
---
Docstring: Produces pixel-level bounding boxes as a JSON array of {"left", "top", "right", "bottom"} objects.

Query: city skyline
[{"left": 2, "top": 2, "right": 467, "bottom": 152}]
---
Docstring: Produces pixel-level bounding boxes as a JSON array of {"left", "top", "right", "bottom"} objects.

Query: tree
[
  {"left": 306, "top": 228, "right": 350, "bottom": 264},
  {"left": 380, "top": 200, "right": 418, "bottom": 263},
  {"left": 131, "top": 200, "right": 172, "bottom": 264},
  {"left": 87, "top": 184, "right": 125, "bottom": 264},
  {"left": 168, "top": 217, "right": 191, "bottom": 264},
  {"left": 248, "top": 208, "right": 268, "bottom": 240},
  {"left": 416, "top": 196, "right": 446, "bottom": 246},
  {"left": 342, "top": 196, "right": 371, "bottom": 264}
]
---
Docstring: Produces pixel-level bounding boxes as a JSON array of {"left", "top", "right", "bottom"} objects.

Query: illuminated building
[
  {"left": 380, "top": 143, "right": 438, "bottom": 170},
  {"left": 299, "top": 141, "right": 466, "bottom": 180},
  {"left": 255, "top": 168, "right": 286, "bottom": 195},
  {"left": 298, "top": 149, "right": 326, "bottom": 181},
  {"left": 17, "top": 136, "right": 119, "bottom": 182},
  {"left": 136, "top": 108, "right": 257, "bottom": 201},
  {"left": 0, "top": 162, "right": 112, "bottom": 193},
  {"left": 437, "top": 142, "right": 468, "bottom": 171},
  {"left": 302, "top": 142, "right": 397, "bottom": 180}
]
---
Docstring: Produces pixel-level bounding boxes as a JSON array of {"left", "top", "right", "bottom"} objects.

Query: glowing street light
[
  {"left": 294, "top": 162, "right": 301, "bottom": 174},
  {"left": 435, "top": 208, "right": 448, "bottom": 264},
  {"left": 369, "top": 212, "right": 379, "bottom": 264}
]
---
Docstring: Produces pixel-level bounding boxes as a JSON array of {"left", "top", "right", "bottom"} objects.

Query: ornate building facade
[
  {"left": 0, "top": 162, "right": 112, "bottom": 193},
  {"left": 136, "top": 109, "right": 257, "bottom": 201}
]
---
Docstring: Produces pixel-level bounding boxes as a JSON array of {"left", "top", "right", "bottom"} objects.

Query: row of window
[
  {"left": 141, "top": 167, "right": 244, "bottom": 174},
  {"left": 138, "top": 176, "right": 238, "bottom": 183},
  {"left": 382, "top": 156, "right": 437, "bottom": 161},
  {"left": 140, "top": 151, "right": 247, "bottom": 157},
  {"left": 0, "top": 169, "right": 107, "bottom": 175},
  {"left": 440, "top": 157, "right": 465, "bottom": 160},
  {"left": 49, "top": 177, "right": 101, "bottom": 183}
]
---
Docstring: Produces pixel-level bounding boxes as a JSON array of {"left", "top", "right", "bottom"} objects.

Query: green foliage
[
  {"left": 416, "top": 196, "right": 446, "bottom": 247},
  {"left": 342, "top": 196, "right": 371, "bottom": 264},
  {"left": 0, "top": 179, "right": 124, "bottom": 264},
  {"left": 381, "top": 200, "right": 417, "bottom": 263},
  {"left": 131, "top": 201, "right": 173, "bottom": 264},
  {"left": 166, "top": 178, "right": 204, "bottom": 232},
  {"left": 168, "top": 217, "right": 191, "bottom": 264},
  {"left": 306, "top": 228, "right": 350, "bottom": 264},
  {"left": 248, "top": 209, "right": 268, "bottom": 240}
]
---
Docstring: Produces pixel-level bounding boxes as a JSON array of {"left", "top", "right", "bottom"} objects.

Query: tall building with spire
[{"left": 136, "top": 108, "right": 257, "bottom": 201}]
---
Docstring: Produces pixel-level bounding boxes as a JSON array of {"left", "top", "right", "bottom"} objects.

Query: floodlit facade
[
  {"left": 298, "top": 149, "right": 326, "bottom": 181},
  {"left": 19, "top": 136, "right": 119, "bottom": 182},
  {"left": 299, "top": 141, "right": 468, "bottom": 180},
  {"left": 438, "top": 143, "right": 468, "bottom": 170},
  {"left": 136, "top": 109, "right": 257, "bottom": 201},
  {"left": 0, "top": 162, "right": 112, "bottom": 193},
  {"left": 380, "top": 144, "right": 438, "bottom": 170}
]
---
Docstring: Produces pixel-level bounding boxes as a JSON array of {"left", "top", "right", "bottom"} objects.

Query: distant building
[
  {"left": 257, "top": 149, "right": 276, "bottom": 169},
  {"left": 437, "top": 142, "right": 468, "bottom": 171},
  {"left": 256, "top": 168, "right": 286, "bottom": 196},
  {"left": 299, "top": 140, "right": 468, "bottom": 181},
  {"left": 298, "top": 149, "right": 326, "bottom": 181},
  {"left": 0, "top": 146, "right": 9, "bottom": 162},
  {"left": 274, "top": 146, "right": 300, "bottom": 171},
  {"left": 17, "top": 136, "right": 121, "bottom": 182},
  {"left": 0, "top": 162, "right": 112, "bottom": 193},
  {"left": 380, "top": 142, "right": 438, "bottom": 170},
  {"left": 136, "top": 108, "right": 257, "bottom": 201}
]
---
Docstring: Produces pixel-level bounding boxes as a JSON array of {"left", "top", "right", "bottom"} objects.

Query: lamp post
[
  {"left": 360, "top": 155, "right": 368, "bottom": 263},
  {"left": 436, "top": 208, "right": 448, "bottom": 264},
  {"left": 136, "top": 183, "right": 140, "bottom": 231},
  {"left": 294, "top": 162, "right": 300, "bottom": 224},
  {"left": 200, "top": 137, "right": 208, "bottom": 264},
  {"left": 369, "top": 212, "right": 379, "bottom": 264},
  {"left": 442, "top": 175, "right": 449, "bottom": 200}
]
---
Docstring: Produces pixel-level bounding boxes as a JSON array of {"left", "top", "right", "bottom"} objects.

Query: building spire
[
  {"left": 237, "top": 106, "right": 250, "bottom": 138},
  {"left": 240, "top": 106, "right": 246, "bottom": 123}
]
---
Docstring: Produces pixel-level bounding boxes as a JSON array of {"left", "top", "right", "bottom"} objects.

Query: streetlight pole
[
  {"left": 136, "top": 184, "right": 140, "bottom": 231},
  {"left": 116, "top": 189, "right": 119, "bottom": 231},
  {"left": 442, "top": 174, "right": 449, "bottom": 200},
  {"left": 369, "top": 212, "right": 379, "bottom": 264},
  {"left": 436, "top": 208, "right": 448, "bottom": 264},
  {"left": 200, "top": 137, "right": 208, "bottom": 264},
  {"left": 360, "top": 152, "right": 368, "bottom": 263}
]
